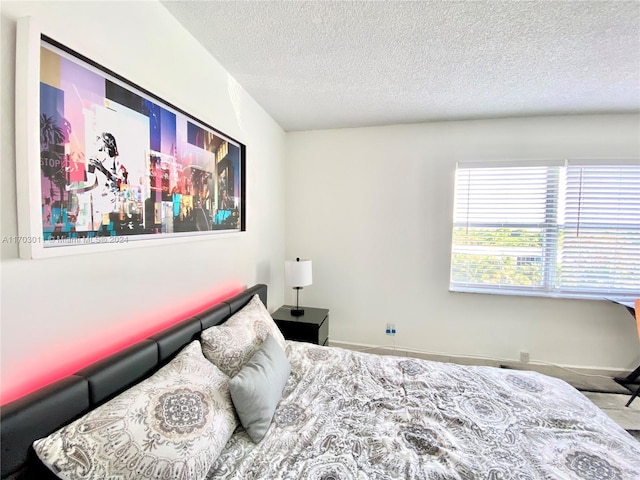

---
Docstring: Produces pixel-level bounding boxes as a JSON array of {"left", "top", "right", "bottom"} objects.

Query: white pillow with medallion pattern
[
  {"left": 200, "top": 294, "right": 286, "bottom": 377},
  {"left": 33, "top": 341, "right": 236, "bottom": 480}
]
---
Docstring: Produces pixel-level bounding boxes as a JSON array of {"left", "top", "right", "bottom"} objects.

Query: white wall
[
  {"left": 286, "top": 115, "right": 640, "bottom": 372},
  {"left": 0, "top": 1, "right": 286, "bottom": 404}
]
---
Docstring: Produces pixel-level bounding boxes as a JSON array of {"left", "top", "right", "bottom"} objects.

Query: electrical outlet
[
  {"left": 520, "top": 351, "right": 530, "bottom": 363},
  {"left": 386, "top": 323, "right": 396, "bottom": 336}
]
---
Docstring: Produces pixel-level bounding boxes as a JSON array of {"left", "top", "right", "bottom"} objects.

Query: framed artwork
[{"left": 15, "top": 17, "right": 245, "bottom": 259}]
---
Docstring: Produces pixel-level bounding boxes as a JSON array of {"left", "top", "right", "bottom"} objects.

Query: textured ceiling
[{"left": 162, "top": 0, "right": 640, "bottom": 132}]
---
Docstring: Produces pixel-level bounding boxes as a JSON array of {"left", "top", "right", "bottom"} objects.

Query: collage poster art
[{"left": 38, "top": 39, "right": 244, "bottom": 247}]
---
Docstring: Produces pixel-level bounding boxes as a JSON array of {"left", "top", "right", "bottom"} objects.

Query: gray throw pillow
[{"left": 229, "top": 334, "right": 291, "bottom": 443}]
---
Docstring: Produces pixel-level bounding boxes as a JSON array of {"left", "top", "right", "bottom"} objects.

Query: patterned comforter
[{"left": 208, "top": 342, "right": 640, "bottom": 480}]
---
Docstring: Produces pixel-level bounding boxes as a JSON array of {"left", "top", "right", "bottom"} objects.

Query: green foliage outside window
[
  {"left": 451, "top": 228, "right": 544, "bottom": 286},
  {"left": 451, "top": 254, "right": 543, "bottom": 286},
  {"left": 452, "top": 227, "right": 543, "bottom": 248}
]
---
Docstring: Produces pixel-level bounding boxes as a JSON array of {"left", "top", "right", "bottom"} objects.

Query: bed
[{"left": 2, "top": 284, "right": 639, "bottom": 480}]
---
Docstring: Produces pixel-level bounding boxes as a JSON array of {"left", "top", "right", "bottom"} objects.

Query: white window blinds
[{"left": 450, "top": 161, "right": 640, "bottom": 300}]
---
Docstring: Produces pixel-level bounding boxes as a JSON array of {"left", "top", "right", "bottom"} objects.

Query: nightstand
[{"left": 272, "top": 306, "right": 329, "bottom": 346}]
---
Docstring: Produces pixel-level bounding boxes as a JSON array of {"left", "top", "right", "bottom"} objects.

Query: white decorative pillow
[
  {"left": 33, "top": 341, "right": 237, "bottom": 480},
  {"left": 201, "top": 294, "right": 286, "bottom": 377}
]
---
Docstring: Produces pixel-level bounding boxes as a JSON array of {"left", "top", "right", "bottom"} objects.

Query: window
[{"left": 450, "top": 160, "right": 640, "bottom": 300}]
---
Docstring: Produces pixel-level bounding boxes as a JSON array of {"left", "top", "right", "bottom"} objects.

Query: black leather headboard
[{"left": 0, "top": 284, "right": 267, "bottom": 480}]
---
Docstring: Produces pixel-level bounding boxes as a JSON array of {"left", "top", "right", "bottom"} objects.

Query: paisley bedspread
[{"left": 208, "top": 342, "right": 640, "bottom": 480}]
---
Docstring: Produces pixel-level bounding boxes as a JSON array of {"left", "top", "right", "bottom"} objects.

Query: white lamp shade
[{"left": 285, "top": 259, "right": 313, "bottom": 287}]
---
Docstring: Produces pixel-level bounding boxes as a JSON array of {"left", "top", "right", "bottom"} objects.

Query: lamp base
[{"left": 290, "top": 307, "right": 305, "bottom": 317}]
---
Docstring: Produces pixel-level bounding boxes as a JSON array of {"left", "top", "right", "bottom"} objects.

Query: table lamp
[{"left": 285, "top": 258, "right": 312, "bottom": 316}]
